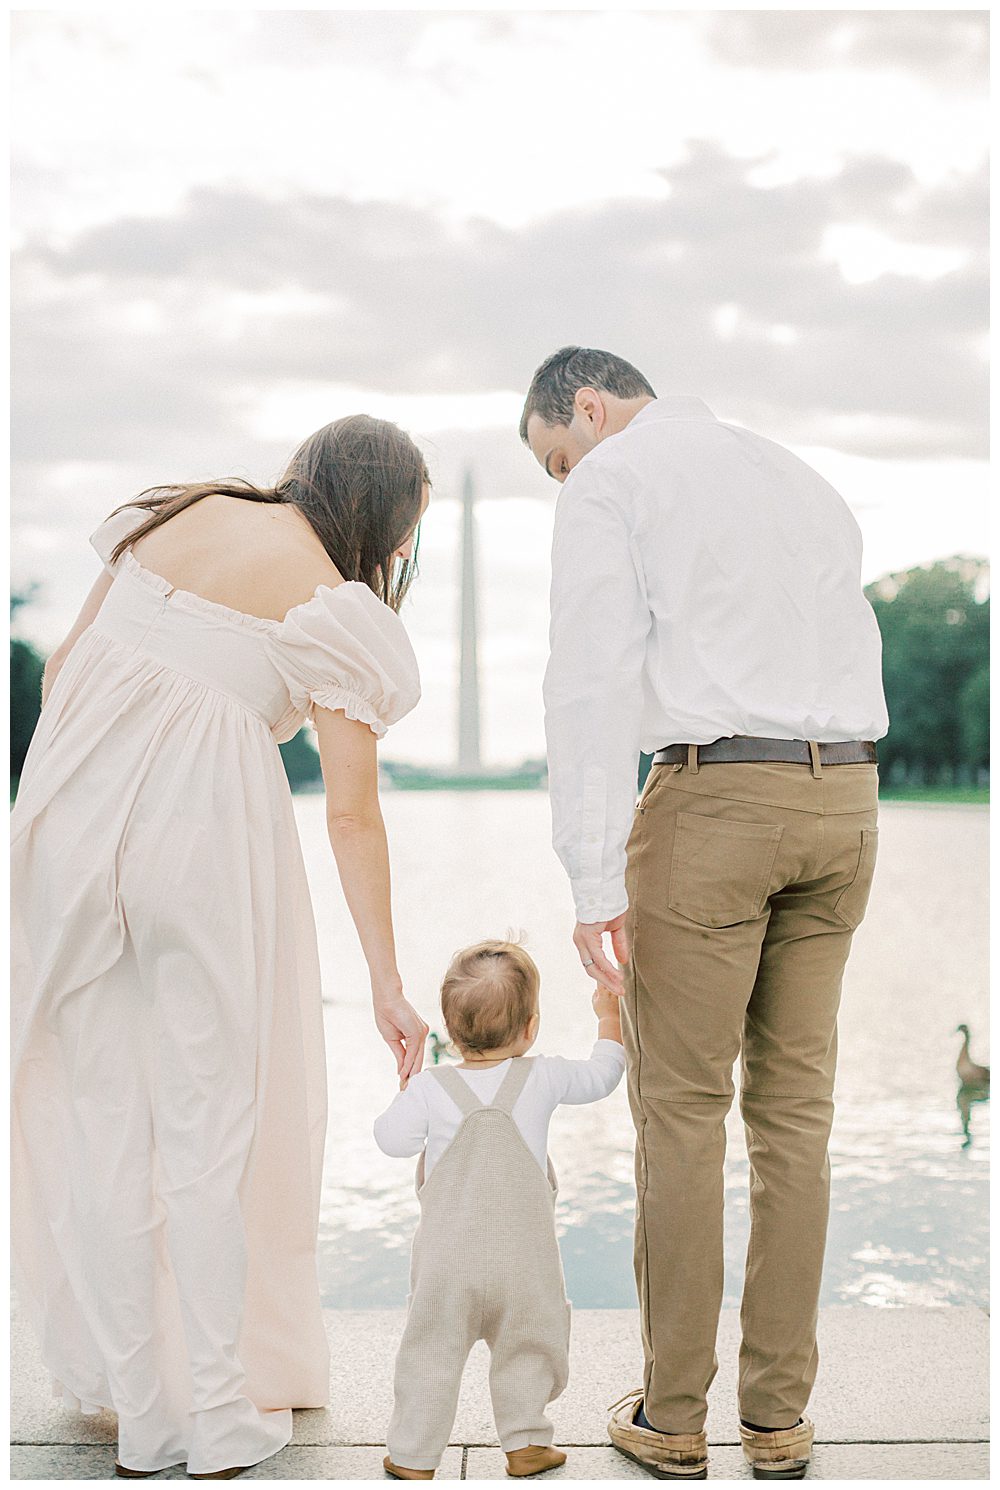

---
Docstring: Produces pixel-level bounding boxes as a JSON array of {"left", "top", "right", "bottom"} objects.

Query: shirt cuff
[{"left": 574, "top": 886, "right": 629, "bottom": 924}]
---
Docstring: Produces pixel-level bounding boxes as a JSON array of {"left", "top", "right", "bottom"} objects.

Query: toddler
[{"left": 374, "top": 939, "right": 625, "bottom": 1480}]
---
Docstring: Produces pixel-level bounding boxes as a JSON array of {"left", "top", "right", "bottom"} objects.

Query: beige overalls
[{"left": 386, "top": 1058, "right": 572, "bottom": 1471}]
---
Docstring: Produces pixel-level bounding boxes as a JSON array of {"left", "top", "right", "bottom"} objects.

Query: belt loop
[
  {"left": 687, "top": 743, "right": 700, "bottom": 775},
  {"left": 808, "top": 740, "right": 822, "bottom": 779}
]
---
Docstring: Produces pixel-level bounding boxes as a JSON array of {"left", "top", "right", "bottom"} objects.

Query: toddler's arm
[
  {"left": 543, "top": 988, "right": 626, "bottom": 1106},
  {"left": 593, "top": 984, "right": 624, "bottom": 1047},
  {"left": 373, "top": 1076, "right": 430, "bottom": 1157},
  {"left": 550, "top": 1039, "right": 626, "bottom": 1105}
]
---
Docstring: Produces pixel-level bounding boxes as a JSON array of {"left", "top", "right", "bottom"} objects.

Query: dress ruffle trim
[
  {"left": 120, "top": 551, "right": 281, "bottom": 635},
  {"left": 308, "top": 687, "right": 389, "bottom": 738},
  {"left": 120, "top": 551, "right": 390, "bottom": 638}
]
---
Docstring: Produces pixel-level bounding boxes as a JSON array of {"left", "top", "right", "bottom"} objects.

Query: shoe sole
[
  {"left": 610, "top": 1442, "right": 708, "bottom": 1480},
  {"left": 750, "top": 1465, "right": 809, "bottom": 1480}
]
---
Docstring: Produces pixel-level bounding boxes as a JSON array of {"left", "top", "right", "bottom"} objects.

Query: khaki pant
[{"left": 621, "top": 752, "right": 879, "bottom": 1435}]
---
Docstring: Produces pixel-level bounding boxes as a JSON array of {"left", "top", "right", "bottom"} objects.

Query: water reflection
[
  {"left": 957, "top": 1083, "right": 990, "bottom": 1149},
  {"left": 954, "top": 1022, "right": 990, "bottom": 1149},
  {"left": 297, "top": 795, "right": 989, "bottom": 1311}
]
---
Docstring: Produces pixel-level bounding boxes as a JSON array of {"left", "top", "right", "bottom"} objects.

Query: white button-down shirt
[{"left": 543, "top": 396, "right": 890, "bottom": 924}]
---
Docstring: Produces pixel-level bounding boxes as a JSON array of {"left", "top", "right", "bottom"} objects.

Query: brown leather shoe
[
  {"left": 114, "top": 1465, "right": 156, "bottom": 1479},
  {"left": 608, "top": 1390, "right": 708, "bottom": 1479},
  {"left": 383, "top": 1456, "right": 435, "bottom": 1480},
  {"left": 505, "top": 1445, "right": 567, "bottom": 1476},
  {"left": 739, "top": 1417, "right": 814, "bottom": 1479}
]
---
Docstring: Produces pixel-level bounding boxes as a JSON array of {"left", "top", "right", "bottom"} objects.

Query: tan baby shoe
[
  {"left": 739, "top": 1416, "right": 814, "bottom": 1479},
  {"left": 505, "top": 1445, "right": 567, "bottom": 1476},
  {"left": 608, "top": 1390, "right": 709, "bottom": 1479}
]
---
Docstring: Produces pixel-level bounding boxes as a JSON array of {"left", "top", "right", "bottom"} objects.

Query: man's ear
[{"left": 574, "top": 386, "right": 606, "bottom": 434}]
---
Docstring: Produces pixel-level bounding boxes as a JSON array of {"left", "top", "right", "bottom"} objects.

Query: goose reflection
[{"left": 955, "top": 1023, "right": 990, "bottom": 1149}]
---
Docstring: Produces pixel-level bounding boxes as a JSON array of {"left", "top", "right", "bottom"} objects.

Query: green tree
[
  {"left": 278, "top": 729, "right": 323, "bottom": 790},
  {"left": 11, "top": 591, "right": 45, "bottom": 784},
  {"left": 11, "top": 639, "right": 44, "bottom": 781},
  {"left": 866, "top": 556, "right": 989, "bottom": 780},
  {"left": 958, "top": 665, "right": 989, "bottom": 772}
]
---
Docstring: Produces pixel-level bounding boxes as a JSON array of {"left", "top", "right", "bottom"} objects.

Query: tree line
[
  {"left": 864, "top": 555, "right": 988, "bottom": 786},
  {"left": 11, "top": 555, "right": 989, "bottom": 794}
]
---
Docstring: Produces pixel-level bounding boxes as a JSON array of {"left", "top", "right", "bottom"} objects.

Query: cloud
[
  {"left": 702, "top": 10, "right": 988, "bottom": 81},
  {"left": 12, "top": 139, "right": 987, "bottom": 494}
]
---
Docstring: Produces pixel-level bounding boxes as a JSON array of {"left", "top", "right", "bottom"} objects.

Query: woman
[{"left": 11, "top": 415, "right": 430, "bottom": 1478}]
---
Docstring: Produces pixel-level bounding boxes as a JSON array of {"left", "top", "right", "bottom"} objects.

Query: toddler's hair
[{"left": 440, "top": 940, "right": 540, "bottom": 1054}]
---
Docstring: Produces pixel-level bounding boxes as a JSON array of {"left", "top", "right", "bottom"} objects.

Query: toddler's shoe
[
  {"left": 608, "top": 1390, "right": 708, "bottom": 1479},
  {"left": 505, "top": 1445, "right": 566, "bottom": 1476},
  {"left": 739, "top": 1417, "right": 814, "bottom": 1479},
  {"left": 383, "top": 1456, "right": 435, "bottom": 1480}
]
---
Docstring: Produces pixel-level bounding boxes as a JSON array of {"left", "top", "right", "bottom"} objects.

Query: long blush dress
[{"left": 10, "top": 507, "right": 421, "bottom": 1474}]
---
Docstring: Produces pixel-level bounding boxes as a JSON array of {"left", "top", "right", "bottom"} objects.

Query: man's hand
[{"left": 574, "top": 913, "right": 630, "bottom": 996}]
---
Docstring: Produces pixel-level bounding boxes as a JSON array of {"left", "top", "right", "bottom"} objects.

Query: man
[{"left": 521, "top": 346, "right": 887, "bottom": 1480}]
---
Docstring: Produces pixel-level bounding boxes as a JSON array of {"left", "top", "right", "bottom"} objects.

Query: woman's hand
[{"left": 373, "top": 990, "right": 429, "bottom": 1089}]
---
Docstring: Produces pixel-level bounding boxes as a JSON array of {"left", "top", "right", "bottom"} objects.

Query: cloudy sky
[{"left": 11, "top": 7, "right": 989, "bottom": 764}]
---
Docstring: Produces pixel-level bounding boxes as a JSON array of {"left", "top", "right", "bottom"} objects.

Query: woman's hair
[
  {"left": 107, "top": 414, "right": 429, "bottom": 612},
  {"left": 440, "top": 939, "right": 540, "bottom": 1055}
]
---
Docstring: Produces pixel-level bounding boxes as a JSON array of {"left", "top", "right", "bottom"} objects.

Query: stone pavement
[{"left": 10, "top": 1306, "right": 989, "bottom": 1480}]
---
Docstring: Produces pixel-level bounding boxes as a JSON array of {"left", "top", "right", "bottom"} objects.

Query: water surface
[{"left": 297, "top": 795, "right": 989, "bottom": 1310}]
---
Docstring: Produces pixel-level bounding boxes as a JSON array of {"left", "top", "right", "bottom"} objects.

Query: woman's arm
[
  {"left": 41, "top": 571, "right": 114, "bottom": 705},
  {"left": 314, "top": 706, "right": 428, "bottom": 1084}
]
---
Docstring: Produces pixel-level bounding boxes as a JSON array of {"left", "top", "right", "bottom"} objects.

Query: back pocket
[
  {"left": 667, "top": 812, "right": 783, "bottom": 927},
  {"left": 832, "top": 826, "right": 879, "bottom": 929}
]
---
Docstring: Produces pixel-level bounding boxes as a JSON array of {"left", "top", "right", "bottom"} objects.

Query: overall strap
[
  {"left": 430, "top": 1064, "right": 483, "bottom": 1117},
  {"left": 490, "top": 1057, "right": 535, "bottom": 1115}
]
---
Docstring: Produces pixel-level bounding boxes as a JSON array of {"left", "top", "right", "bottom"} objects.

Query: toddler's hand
[{"left": 592, "top": 985, "right": 621, "bottom": 1021}]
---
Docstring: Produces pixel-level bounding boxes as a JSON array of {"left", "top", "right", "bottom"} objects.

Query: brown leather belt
[{"left": 652, "top": 737, "right": 877, "bottom": 766}]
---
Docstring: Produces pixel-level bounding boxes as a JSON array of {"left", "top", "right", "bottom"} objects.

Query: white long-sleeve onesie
[{"left": 374, "top": 1039, "right": 626, "bottom": 1180}]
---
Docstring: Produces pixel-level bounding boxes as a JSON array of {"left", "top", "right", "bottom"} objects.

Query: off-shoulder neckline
[{"left": 119, "top": 548, "right": 396, "bottom": 633}]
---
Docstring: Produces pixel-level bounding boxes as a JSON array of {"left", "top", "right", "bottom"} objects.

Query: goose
[
  {"left": 428, "top": 1031, "right": 450, "bottom": 1066},
  {"left": 955, "top": 1024, "right": 990, "bottom": 1087}
]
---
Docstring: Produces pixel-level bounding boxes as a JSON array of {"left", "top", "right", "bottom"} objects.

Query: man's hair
[
  {"left": 440, "top": 939, "right": 540, "bottom": 1054},
  {"left": 519, "top": 345, "right": 656, "bottom": 443}
]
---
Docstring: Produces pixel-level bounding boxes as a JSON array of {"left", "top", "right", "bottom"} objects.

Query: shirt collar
[{"left": 627, "top": 396, "right": 717, "bottom": 427}]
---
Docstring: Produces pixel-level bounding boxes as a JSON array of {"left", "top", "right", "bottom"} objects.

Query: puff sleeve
[
  {"left": 267, "top": 582, "right": 421, "bottom": 739},
  {"left": 89, "top": 506, "right": 150, "bottom": 573}
]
